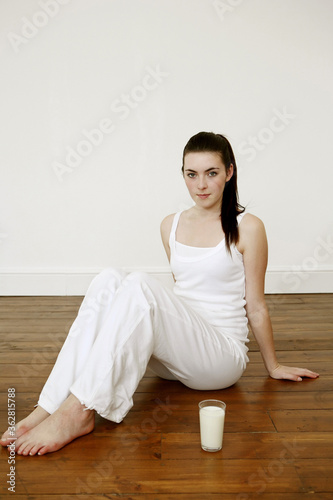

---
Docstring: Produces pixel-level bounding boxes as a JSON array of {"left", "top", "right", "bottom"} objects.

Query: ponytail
[{"left": 219, "top": 135, "right": 244, "bottom": 253}]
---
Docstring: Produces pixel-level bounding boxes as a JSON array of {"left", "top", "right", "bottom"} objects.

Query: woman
[{"left": 1, "top": 131, "right": 319, "bottom": 456}]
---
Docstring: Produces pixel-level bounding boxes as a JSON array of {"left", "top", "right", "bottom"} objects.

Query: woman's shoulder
[
  {"left": 160, "top": 213, "right": 177, "bottom": 244},
  {"left": 237, "top": 213, "right": 267, "bottom": 253},
  {"left": 239, "top": 212, "right": 265, "bottom": 231},
  {"left": 160, "top": 213, "right": 176, "bottom": 230}
]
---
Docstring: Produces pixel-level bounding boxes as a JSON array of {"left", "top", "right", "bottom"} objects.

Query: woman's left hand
[{"left": 269, "top": 363, "right": 319, "bottom": 382}]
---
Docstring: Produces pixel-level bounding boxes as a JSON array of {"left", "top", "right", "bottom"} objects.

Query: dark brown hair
[{"left": 182, "top": 131, "right": 245, "bottom": 253}]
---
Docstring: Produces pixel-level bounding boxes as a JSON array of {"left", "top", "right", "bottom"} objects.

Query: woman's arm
[
  {"left": 160, "top": 214, "right": 174, "bottom": 262},
  {"left": 238, "top": 214, "right": 319, "bottom": 382},
  {"left": 160, "top": 214, "right": 177, "bottom": 283}
]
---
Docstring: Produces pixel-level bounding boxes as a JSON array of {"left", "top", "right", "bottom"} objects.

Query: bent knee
[
  {"left": 89, "top": 268, "right": 127, "bottom": 294},
  {"left": 125, "top": 271, "right": 159, "bottom": 289}
]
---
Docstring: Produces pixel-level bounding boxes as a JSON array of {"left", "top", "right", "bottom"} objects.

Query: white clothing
[
  {"left": 171, "top": 211, "right": 249, "bottom": 347},
  {"left": 38, "top": 215, "right": 249, "bottom": 423}
]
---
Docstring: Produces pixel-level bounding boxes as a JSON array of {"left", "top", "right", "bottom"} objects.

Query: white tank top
[{"left": 169, "top": 211, "right": 249, "bottom": 360}]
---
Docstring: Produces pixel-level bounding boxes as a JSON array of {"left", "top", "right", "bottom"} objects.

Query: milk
[{"left": 199, "top": 405, "right": 225, "bottom": 451}]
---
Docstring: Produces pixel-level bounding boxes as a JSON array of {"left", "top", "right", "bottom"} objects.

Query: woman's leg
[
  {"left": 0, "top": 268, "right": 127, "bottom": 446},
  {"left": 38, "top": 267, "right": 128, "bottom": 414},
  {"left": 63, "top": 271, "right": 246, "bottom": 422},
  {"left": 12, "top": 272, "right": 246, "bottom": 455}
]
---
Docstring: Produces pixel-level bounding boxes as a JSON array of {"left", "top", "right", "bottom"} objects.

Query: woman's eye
[
  {"left": 208, "top": 171, "right": 217, "bottom": 176},
  {"left": 187, "top": 173, "right": 196, "bottom": 178}
]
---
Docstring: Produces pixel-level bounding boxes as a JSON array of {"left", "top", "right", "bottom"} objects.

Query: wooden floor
[{"left": 0, "top": 293, "right": 332, "bottom": 499}]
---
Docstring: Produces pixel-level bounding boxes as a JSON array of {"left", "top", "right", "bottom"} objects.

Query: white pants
[{"left": 38, "top": 268, "right": 246, "bottom": 423}]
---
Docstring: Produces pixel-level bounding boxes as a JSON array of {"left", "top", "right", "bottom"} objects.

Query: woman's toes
[
  {"left": 16, "top": 437, "right": 29, "bottom": 455},
  {"left": 1, "top": 432, "right": 15, "bottom": 445},
  {"left": 37, "top": 446, "right": 48, "bottom": 456},
  {"left": 29, "top": 444, "right": 41, "bottom": 456}
]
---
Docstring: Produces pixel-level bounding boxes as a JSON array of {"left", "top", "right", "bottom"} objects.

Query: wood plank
[
  {"left": 295, "top": 458, "right": 333, "bottom": 493},
  {"left": 162, "top": 432, "right": 333, "bottom": 460},
  {"left": 269, "top": 409, "right": 333, "bottom": 432},
  {"left": 248, "top": 350, "right": 332, "bottom": 363}
]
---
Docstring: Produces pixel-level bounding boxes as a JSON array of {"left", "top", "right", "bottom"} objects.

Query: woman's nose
[{"left": 197, "top": 176, "right": 207, "bottom": 189}]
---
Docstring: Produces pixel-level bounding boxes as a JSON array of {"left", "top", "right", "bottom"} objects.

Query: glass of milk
[{"left": 198, "top": 399, "right": 226, "bottom": 452}]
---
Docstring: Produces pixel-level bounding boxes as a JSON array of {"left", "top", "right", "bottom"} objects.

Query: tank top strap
[
  {"left": 169, "top": 211, "right": 183, "bottom": 246},
  {"left": 170, "top": 210, "right": 246, "bottom": 246}
]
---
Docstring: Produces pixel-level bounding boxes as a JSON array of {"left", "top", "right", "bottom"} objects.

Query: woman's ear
[{"left": 226, "top": 164, "right": 234, "bottom": 182}]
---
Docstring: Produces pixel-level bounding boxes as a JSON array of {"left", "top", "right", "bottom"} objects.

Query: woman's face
[{"left": 183, "top": 151, "right": 233, "bottom": 211}]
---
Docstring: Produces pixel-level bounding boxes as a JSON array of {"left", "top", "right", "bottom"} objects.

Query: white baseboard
[
  {"left": 0, "top": 267, "right": 174, "bottom": 296},
  {"left": 0, "top": 266, "right": 332, "bottom": 295},
  {"left": 264, "top": 267, "right": 333, "bottom": 294}
]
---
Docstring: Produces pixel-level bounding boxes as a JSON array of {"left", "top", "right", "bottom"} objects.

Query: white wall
[{"left": 1, "top": 0, "right": 332, "bottom": 295}]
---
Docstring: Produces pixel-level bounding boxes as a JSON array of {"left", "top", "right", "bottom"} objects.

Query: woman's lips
[{"left": 197, "top": 194, "right": 210, "bottom": 199}]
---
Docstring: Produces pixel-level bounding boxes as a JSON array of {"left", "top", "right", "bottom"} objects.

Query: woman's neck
[{"left": 191, "top": 204, "right": 221, "bottom": 220}]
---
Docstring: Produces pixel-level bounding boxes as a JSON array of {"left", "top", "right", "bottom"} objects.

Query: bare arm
[
  {"left": 160, "top": 214, "right": 174, "bottom": 262},
  {"left": 238, "top": 214, "right": 319, "bottom": 382},
  {"left": 160, "top": 214, "right": 177, "bottom": 282}
]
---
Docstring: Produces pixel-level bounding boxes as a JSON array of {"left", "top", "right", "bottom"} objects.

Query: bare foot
[
  {"left": 1, "top": 406, "right": 50, "bottom": 446},
  {"left": 14, "top": 394, "right": 94, "bottom": 456}
]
